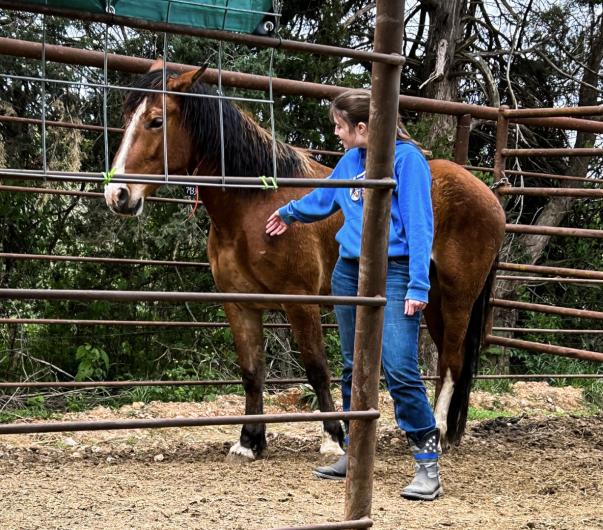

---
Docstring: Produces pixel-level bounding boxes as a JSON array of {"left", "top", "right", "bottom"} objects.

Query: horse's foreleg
[
  {"left": 224, "top": 303, "right": 266, "bottom": 460},
  {"left": 285, "top": 303, "right": 345, "bottom": 456}
]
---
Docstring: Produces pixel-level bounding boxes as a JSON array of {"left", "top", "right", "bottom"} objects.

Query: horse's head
[{"left": 104, "top": 61, "right": 207, "bottom": 216}]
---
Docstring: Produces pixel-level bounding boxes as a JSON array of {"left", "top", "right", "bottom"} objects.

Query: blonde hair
[{"left": 329, "top": 89, "right": 421, "bottom": 148}]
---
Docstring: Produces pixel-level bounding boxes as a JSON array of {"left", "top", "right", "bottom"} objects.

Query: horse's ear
[
  {"left": 148, "top": 58, "right": 165, "bottom": 72},
  {"left": 191, "top": 64, "right": 208, "bottom": 85},
  {"left": 168, "top": 65, "right": 208, "bottom": 92}
]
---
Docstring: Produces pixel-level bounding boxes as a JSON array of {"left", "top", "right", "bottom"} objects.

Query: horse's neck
[
  {"left": 192, "top": 126, "right": 328, "bottom": 237},
  {"left": 198, "top": 187, "right": 245, "bottom": 236},
  {"left": 208, "top": 108, "right": 311, "bottom": 180}
]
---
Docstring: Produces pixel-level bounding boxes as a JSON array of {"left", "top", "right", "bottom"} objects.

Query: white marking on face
[
  {"left": 435, "top": 368, "right": 454, "bottom": 438},
  {"left": 114, "top": 98, "right": 147, "bottom": 175},
  {"left": 104, "top": 99, "right": 147, "bottom": 208},
  {"left": 320, "top": 431, "right": 345, "bottom": 456}
]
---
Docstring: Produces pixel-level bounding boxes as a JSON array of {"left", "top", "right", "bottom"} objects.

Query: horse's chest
[{"left": 208, "top": 236, "right": 263, "bottom": 293}]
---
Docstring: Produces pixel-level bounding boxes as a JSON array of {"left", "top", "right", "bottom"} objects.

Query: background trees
[{"left": 0, "top": 1, "right": 601, "bottom": 408}]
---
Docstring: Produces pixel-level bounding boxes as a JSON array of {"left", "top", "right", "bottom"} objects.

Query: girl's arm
[
  {"left": 395, "top": 149, "right": 434, "bottom": 304},
  {"left": 266, "top": 153, "right": 352, "bottom": 237},
  {"left": 265, "top": 185, "right": 340, "bottom": 236},
  {"left": 278, "top": 181, "right": 340, "bottom": 224}
]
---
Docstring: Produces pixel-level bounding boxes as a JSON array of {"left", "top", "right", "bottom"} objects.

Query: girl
[{"left": 265, "top": 90, "right": 443, "bottom": 501}]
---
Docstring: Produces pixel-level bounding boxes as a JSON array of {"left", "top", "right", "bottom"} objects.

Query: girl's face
[{"left": 333, "top": 113, "right": 368, "bottom": 150}]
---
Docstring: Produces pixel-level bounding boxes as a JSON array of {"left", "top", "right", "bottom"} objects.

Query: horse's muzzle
[{"left": 105, "top": 184, "right": 144, "bottom": 217}]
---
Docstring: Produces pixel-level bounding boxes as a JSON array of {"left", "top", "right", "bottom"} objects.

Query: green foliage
[
  {"left": 323, "top": 330, "right": 343, "bottom": 374},
  {"left": 406, "top": 117, "right": 454, "bottom": 160},
  {"left": 467, "top": 408, "right": 515, "bottom": 422},
  {"left": 0, "top": 395, "right": 54, "bottom": 422},
  {"left": 65, "top": 392, "right": 92, "bottom": 412},
  {"left": 75, "top": 343, "right": 110, "bottom": 381},
  {"left": 102, "top": 167, "right": 117, "bottom": 185},
  {"left": 296, "top": 383, "right": 320, "bottom": 411}
]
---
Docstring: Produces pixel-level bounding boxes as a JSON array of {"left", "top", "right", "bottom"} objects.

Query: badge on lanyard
[{"left": 350, "top": 170, "right": 366, "bottom": 202}]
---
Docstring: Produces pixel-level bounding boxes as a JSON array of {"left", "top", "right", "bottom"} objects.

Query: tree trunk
[
  {"left": 494, "top": 9, "right": 603, "bottom": 363},
  {"left": 514, "top": 12, "right": 602, "bottom": 263},
  {"left": 417, "top": 0, "right": 467, "bottom": 372},
  {"left": 419, "top": 0, "right": 466, "bottom": 146}
]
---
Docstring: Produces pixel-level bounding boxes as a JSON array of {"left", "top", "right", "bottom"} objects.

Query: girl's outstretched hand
[{"left": 266, "top": 210, "right": 289, "bottom": 236}]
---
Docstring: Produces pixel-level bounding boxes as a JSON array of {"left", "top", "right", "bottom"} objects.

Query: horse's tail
[{"left": 446, "top": 256, "right": 498, "bottom": 445}]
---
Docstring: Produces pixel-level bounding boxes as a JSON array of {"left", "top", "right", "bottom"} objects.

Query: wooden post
[
  {"left": 454, "top": 113, "right": 472, "bottom": 165},
  {"left": 493, "top": 105, "right": 510, "bottom": 187},
  {"left": 344, "top": 0, "right": 405, "bottom": 524}
]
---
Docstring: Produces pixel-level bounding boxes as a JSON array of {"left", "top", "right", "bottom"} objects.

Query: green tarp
[{"left": 24, "top": 0, "right": 273, "bottom": 34}]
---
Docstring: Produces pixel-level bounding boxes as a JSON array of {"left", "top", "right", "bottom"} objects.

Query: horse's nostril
[{"left": 116, "top": 187, "right": 129, "bottom": 207}]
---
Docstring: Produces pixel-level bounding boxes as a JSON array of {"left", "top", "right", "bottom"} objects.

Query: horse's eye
[{"left": 146, "top": 117, "right": 163, "bottom": 129}]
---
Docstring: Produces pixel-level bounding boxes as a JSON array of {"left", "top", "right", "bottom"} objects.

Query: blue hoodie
[{"left": 279, "top": 140, "right": 433, "bottom": 302}]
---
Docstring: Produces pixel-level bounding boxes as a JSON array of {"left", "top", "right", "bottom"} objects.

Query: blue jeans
[{"left": 332, "top": 257, "right": 436, "bottom": 442}]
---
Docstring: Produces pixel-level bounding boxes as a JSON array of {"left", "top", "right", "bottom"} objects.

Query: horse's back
[
  {"left": 428, "top": 159, "right": 505, "bottom": 296},
  {"left": 429, "top": 159, "right": 505, "bottom": 225}
]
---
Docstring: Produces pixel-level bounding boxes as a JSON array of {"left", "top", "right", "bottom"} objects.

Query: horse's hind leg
[
  {"left": 424, "top": 278, "right": 448, "bottom": 447},
  {"left": 433, "top": 300, "right": 472, "bottom": 450},
  {"left": 285, "top": 303, "right": 345, "bottom": 456},
  {"left": 224, "top": 302, "right": 267, "bottom": 460}
]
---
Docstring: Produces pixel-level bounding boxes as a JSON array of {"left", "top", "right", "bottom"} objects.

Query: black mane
[{"left": 124, "top": 69, "right": 309, "bottom": 180}]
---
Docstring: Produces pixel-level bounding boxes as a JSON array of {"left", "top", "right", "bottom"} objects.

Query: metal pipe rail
[
  {"left": 497, "top": 187, "right": 603, "bottom": 198},
  {"left": 465, "top": 165, "right": 603, "bottom": 185},
  {"left": 497, "top": 262, "right": 603, "bottom": 280},
  {"left": 502, "top": 147, "right": 603, "bottom": 158},
  {"left": 496, "top": 327, "right": 603, "bottom": 334},
  {"left": 0, "top": 113, "right": 122, "bottom": 133},
  {"left": 0, "top": 317, "right": 338, "bottom": 328},
  {"left": 270, "top": 520, "right": 373, "bottom": 530},
  {"left": 343, "top": 0, "right": 404, "bottom": 519},
  {"left": 3, "top": 373, "right": 603, "bottom": 391},
  {"left": 0, "top": 1, "right": 403, "bottom": 67},
  {"left": 5, "top": 181, "right": 603, "bottom": 207},
  {"left": 503, "top": 168, "right": 603, "bottom": 184},
  {"left": 0, "top": 184, "right": 196, "bottom": 206},
  {"left": 491, "top": 298, "right": 603, "bottom": 321},
  {"left": 0, "top": 288, "right": 386, "bottom": 307},
  {"left": 486, "top": 335, "right": 603, "bottom": 363},
  {"left": 4, "top": 254, "right": 603, "bottom": 280},
  {"left": 1, "top": 37, "right": 602, "bottom": 134},
  {"left": 497, "top": 275, "right": 603, "bottom": 285},
  {"left": 0, "top": 114, "right": 343, "bottom": 159},
  {"left": 505, "top": 224, "right": 603, "bottom": 238},
  {"left": 502, "top": 106, "right": 603, "bottom": 118},
  {"left": 0, "top": 169, "right": 395, "bottom": 191},
  {"left": 0, "top": 252, "right": 209, "bottom": 268},
  {"left": 1, "top": 318, "right": 601, "bottom": 335},
  {"left": 0, "top": 409, "right": 379, "bottom": 435}
]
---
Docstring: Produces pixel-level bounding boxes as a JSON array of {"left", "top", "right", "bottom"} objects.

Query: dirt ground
[{"left": 0, "top": 382, "right": 602, "bottom": 530}]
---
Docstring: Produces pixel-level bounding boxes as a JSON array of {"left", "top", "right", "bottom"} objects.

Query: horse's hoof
[
  {"left": 320, "top": 432, "right": 345, "bottom": 457},
  {"left": 226, "top": 441, "right": 256, "bottom": 462}
]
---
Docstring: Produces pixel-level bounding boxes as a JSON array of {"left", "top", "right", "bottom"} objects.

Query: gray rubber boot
[
  {"left": 313, "top": 453, "right": 348, "bottom": 480},
  {"left": 401, "top": 428, "right": 443, "bottom": 501}
]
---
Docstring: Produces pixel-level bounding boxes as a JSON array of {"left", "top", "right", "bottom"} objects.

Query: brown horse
[{"left": 104, "top": 64, "right": 505, "bottom": 456}]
